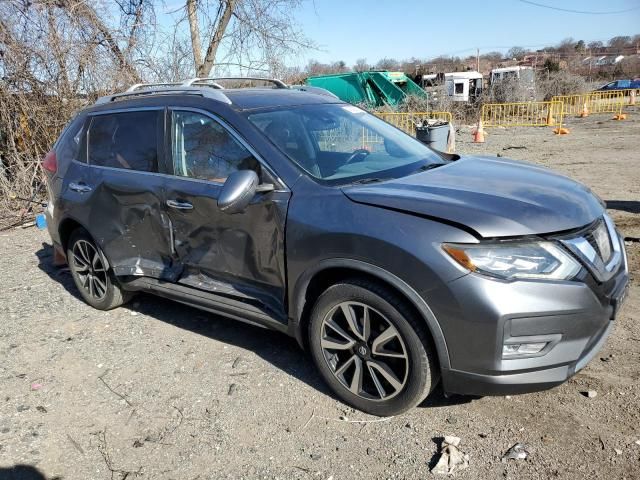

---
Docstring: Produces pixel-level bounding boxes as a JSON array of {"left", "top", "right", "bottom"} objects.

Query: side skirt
[{"left": 121, "top": 277, "right": 289, "bottom": 334}]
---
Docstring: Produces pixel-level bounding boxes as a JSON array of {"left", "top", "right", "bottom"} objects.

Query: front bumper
[{"left": 437, "top": 232, "right": 629, "bottom": 397}]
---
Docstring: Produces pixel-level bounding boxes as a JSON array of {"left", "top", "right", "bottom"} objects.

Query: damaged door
[
  {"left": 165, "top": 108, "right": 290, "bottom": 319},
  {"left": 78, "top": 108, "right": 176, "bottom": 279}
]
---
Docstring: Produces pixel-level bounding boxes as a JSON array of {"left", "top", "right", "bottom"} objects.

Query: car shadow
[
  {"left": 606, "top": 200, "right": 640, "bottom": 214},
  {"left": 0, "top": 465, "right": 50, "bottom": 480},
  {"left": 35, "top": 242, "right": 478, "bottom": 411},
  {"left": 35, "top": 242, "right": 84, "bottom": 302}
]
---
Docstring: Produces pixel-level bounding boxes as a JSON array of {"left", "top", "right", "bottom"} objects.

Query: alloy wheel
[
  {"left": 71, "top": 239, "right": 108, "bottom": 301},
  {"left": 320, "top": 301, "right": 409, "bottom": 401}
]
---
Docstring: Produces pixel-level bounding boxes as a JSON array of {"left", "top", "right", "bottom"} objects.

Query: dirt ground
[{"left": 0, "top": 110, "right": 639, "bottom": 480}]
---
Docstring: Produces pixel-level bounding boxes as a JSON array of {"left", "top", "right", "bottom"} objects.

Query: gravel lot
[{"left": 1, "top": 110, "right": 639, "bottom": 479}]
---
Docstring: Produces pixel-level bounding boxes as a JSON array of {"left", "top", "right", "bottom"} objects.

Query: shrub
[{"left": 536, "top": 71, "right": 588, "bottom": 101}]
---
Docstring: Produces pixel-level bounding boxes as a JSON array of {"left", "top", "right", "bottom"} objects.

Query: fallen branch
[{"left": 98, "top": 373, "right": 133, "bottom": 407}]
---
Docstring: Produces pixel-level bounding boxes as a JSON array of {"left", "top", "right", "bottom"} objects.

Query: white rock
[{"left": 443, "top": 435, "right": 461, "bottom": 447}]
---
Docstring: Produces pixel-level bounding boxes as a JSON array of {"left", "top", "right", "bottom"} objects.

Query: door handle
[
  {"left": 166, "top": 199, "right": 194, "bottom": 210},
  {"left": 69, "top": 182, "right": 92, "bottom": 193}
]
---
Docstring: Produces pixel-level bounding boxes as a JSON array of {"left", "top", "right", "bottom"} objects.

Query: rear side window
[{"left": 88, "top": 110, "right": 160, "bottom": 172}]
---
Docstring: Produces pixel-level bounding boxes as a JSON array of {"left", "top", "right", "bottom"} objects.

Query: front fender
[{"left": 289, "top": 257, "right": 452, "bottom": 370}]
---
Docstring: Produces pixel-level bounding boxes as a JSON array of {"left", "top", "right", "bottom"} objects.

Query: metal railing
[
  {"left": 374, "top": 111, "right": 453, "bottom": 136},
  {"left": 481, "top": 101, "right": 564, "bottom": 128},
  {"left": 552, "top": 90, "right": 624, "bottom": 116}
]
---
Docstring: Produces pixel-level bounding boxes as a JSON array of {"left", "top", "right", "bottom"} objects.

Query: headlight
[{"left": 442, "top": 241, "right": 581, "bottom": 280}]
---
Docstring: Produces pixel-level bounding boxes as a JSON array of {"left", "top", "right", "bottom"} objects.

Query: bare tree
[
  {"left": 0, "top": 0, "right": 157, "bottom": 226},
  {"left": 353, "top": 58, "right": 369, "bottom": 72},
  {"left": 506, "top": 46, "right": 527, "bottom": 60},
  {"left": 375, "top": 57, "right": 400, "bottom": 71},
  {"left": 183, "top": 0, "right": 314, "bottom": 77}
]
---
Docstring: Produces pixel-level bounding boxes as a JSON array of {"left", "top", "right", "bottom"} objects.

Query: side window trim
[
  {"left": 167, "top": 106, "right": 287, "bottom": 190},
  {"left": 85, "top": 106, "right": 165, "bottom": 174}
]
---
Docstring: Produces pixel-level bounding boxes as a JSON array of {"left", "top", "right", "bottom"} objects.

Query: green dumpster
[{"left": 305, "top": 71, "right": 427, "bottom": 108}]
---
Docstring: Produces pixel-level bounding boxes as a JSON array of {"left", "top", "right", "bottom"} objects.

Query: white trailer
[
  {"left": 444, "top": 71, "right": 483, "bottom": 102},
  {"left": 490, "top": 66, "right": 535, "bottom": 85}
]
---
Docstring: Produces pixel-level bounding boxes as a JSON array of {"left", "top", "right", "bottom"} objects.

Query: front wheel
[
  {"left": 66, "top": 229, "right": 131, "bottom": 310},
  {"left": 308, "top": 279, "right": 438, "bottom": 416}
]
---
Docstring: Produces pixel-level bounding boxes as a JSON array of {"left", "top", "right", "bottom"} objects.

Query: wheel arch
[
  {"left": 290, "top": 259, "right": 451, "bottom": 370},
  {"left": 58, "top": 216, "right": 111, "bottom": 270}
]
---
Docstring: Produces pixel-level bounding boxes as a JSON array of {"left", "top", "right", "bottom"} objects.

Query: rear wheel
[
  {"left": 308, "top": 279, "right": 438, "bottom": 416},
  {"left": 66, "top": 229, "right": 131, "bottom": 310}
]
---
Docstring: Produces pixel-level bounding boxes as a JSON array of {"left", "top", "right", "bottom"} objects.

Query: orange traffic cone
[
  {"left": 579, "top": 101, "right": 589, "bottom": 118},
  {"left": 630, "top": 90, "right": 636, "bottom": 106},
  {"left": 472, "top": 119, "right": 485, "bottom": 143}
]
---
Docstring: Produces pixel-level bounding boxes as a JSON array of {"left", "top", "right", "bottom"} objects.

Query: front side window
[
  {"left": 248, "top": 104, "right": 442, "bottom": 184},
  {"left": 87, "top": 110, "right": 160, "bottom": 172},
  {"left": 171, "top": 111, "right": 260, "bottom": 183}
]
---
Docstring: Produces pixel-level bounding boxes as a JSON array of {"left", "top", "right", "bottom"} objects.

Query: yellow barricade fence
[
  {"left": 374, "top": 111, "right": 453, "bottom": 136},
  {"left": 481, "top": 101, "right": 564, "bottom": 128},
  {"left": 552, "top": 91, "right": 624, "bottom": 116},
  {"left": 588, "top": 90, "right": 624, "bottom": 114}
]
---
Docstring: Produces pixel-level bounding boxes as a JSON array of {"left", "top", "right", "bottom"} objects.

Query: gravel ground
[{"left": 0, "top": 110, "right": 639, "bottom": 480}]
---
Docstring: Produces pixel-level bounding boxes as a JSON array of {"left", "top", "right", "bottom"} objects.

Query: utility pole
[{"left": 476, "top": 48, "right": 480, "bottom": 72}]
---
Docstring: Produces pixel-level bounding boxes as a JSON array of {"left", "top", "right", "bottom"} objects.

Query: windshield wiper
[
  {"left": 414, "top": 162, "right": 448, "bottom": 172},
  {"left": 350, "top": 177, "right": 386, "bottom": 185}
]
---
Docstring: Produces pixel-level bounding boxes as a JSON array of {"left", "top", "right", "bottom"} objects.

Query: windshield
[{"left": 247, "top": 104, "right": 443, "bottom": 185}]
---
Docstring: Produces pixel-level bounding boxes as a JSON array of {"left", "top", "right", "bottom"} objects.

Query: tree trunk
[{"left": 197, "top": 0, "right": 236, "bottom": 77}]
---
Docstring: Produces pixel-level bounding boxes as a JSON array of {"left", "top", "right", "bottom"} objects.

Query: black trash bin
[{"left": 415, "top": 122, "right": 449, "bottom": 152}]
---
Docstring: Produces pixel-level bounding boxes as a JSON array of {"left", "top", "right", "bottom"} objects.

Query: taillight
[{"left": 42, "top": 150, "right": 57, "bottom": 174}]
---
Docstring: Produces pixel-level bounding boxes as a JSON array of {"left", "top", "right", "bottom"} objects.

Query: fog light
[{"left": 502, "top": 342, "right": 547, "bottom": 357}]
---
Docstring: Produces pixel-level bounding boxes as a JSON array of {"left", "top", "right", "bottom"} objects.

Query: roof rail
[
  {"left": 125, "top": 82, "right": 182, "bottom": 92},
  {"left": 182, "top": 77, "right": 289, "bottom": 89},
  {"left": 94, "top": 86, "right": 232, "bottom": 105}
]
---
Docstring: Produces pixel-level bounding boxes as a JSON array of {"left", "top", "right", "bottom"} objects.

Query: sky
[
  {"left": 159, "top": 0, "right": 640, "bottom": 69},
  {"left": 292, "top": 0, "right": 640, "bottom": 66}
]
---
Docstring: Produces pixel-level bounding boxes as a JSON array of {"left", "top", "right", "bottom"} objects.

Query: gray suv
[{"left": 42, "top": 78, "right": 629, "bottom": 416}]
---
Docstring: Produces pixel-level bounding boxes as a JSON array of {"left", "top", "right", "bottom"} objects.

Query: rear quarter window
[
  {"left": 87, "top": 110, "right": 161, "bottom": 172},
  {"left": 55, "top": 114, "right": 88, "bottom": 174}
]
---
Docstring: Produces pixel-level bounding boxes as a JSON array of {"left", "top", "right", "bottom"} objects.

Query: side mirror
[{"left": 218, "top": 170, "right": 259, "bottom": 214}]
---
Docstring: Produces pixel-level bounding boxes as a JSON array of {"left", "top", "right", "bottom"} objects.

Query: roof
[
  {"left": 491, "top": 66, "right": 533, "bottom": 73},
  {"left": 444, "top": 71, "right": 483, "bottom": 79},
  {"left": 94, "top": 82, "right": 342, "bottom": 110},
  {"left": 223, "top": 88, "right": 342, "bottom": 110}
]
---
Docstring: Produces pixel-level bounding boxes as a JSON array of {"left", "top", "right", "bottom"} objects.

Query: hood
[{"left": 342, "top": 156, "right": 604, "bottom": 238}]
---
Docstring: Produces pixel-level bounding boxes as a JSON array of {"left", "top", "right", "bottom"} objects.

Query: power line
[{"left": 518, "top": 0, "right": 640, "bottom": 15}]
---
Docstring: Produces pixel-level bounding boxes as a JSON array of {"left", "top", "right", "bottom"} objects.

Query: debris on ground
[
  {"left": 430, "top": 435, "right": 470, "bottom": 475},
  {"left": 581, "top": 390, "right": 598, "bottom": 398},
  {"left": 501, "top": 443, "right": 529, "bottom": 463},
  {"left": 502, "top": 145, "right": 527, "bottom": 150},
  {"left": 614, "top": 448, "right": 623, "bottom": 456}
]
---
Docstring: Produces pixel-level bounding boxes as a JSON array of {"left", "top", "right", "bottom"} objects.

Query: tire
[
  {"left": 308, "top": 278, "right": 438, "bottom": 416},
  {"left": 66, "top": 229, "right": 131, "bottom": 310}
]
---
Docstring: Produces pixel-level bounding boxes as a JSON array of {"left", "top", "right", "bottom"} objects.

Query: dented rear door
[{"left": 68, "top": 107, "right": 176, "bottom": 279}]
